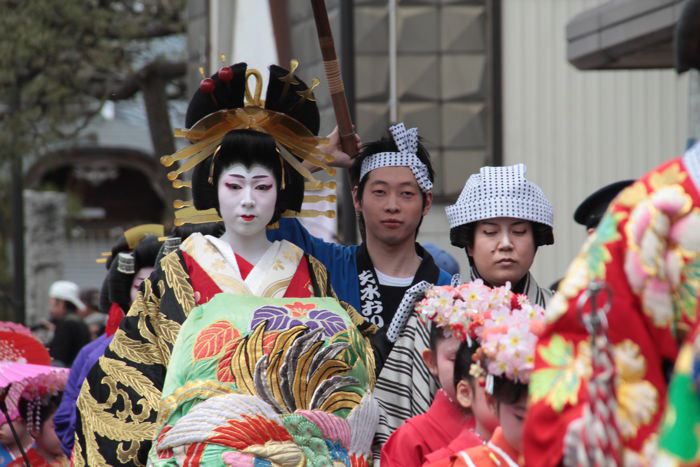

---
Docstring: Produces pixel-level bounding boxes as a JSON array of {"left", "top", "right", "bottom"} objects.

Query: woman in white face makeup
[
  {"left": 445, "top": 164, "right": 555, "bottom": 307},
  {"left": 75, "top": 62, "right": 378, "bottom": 467}
]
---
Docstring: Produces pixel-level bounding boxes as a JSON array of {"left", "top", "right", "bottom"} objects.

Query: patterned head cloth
[
  {"left": 445, "top": 164, "right": 553, "bottom": 229},
  {"left": 359, "top": 122, "right": 433, "bottom": 193}
]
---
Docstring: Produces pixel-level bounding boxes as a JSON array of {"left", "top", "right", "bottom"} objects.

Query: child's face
[
  {"left": 0, "top": 419, "right": 26, "bottom": 446},
  {"left": 497, "top": 394, "right": 528, "bottom": 453},
  {"left": 424, "top": 336, "right": 461, "bottom": 402},
  {"left": 33, "top": 413, "right": 62, "bottom": 458},
  {"left": 472, "top": 381, "right": 499, "bottom": 436},
  {"left": 456, "top": 379, "right": 499, "bottom": 441}
]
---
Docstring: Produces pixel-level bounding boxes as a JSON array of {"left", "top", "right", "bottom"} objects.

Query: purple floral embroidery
[
  {"left": 307, "top": 310, "right": 347, "bottom": 337},
  {"left": 249, "top": 305, "right": 347, "bottom": 338},
  {"left": 250, "top": 306, "right": 292, "bottom": 331}
]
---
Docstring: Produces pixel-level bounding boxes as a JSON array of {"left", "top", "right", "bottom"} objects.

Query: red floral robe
[
  {"left": 381, "top": 390, "right": 474, "bottom": 467},
  {"left": 423, "top": 425, "right": 484, "bottom": 466},
  {"left": 425, "top": 428, "right": 520, "bottom": 467},
  {"left": 525, "top": 149, "right": 700, "bottom": 465}
]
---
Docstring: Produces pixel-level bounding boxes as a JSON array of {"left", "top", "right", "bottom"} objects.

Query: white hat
[
  {"left": 445, "top": 164, "right": 553, "bottom": 229},
  {"left": 49, "top": 281, "right": 85, "bottom": 311}
]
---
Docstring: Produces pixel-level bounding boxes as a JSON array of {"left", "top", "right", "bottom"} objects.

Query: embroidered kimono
[
  {"left": 74, "top": 234, "right": 370, "bottom": 466},
  {"left": 380, "top": 390, "right": 474, "bottom": 467},
  {"left": 148, "top": 292, "right": 377, "bottom": 466},
  {"left": 524, "top": 145, "right": 700, "bottom": 465},
  {"left": 55, "top": 303, "right": 124, "bottom": 456},
  {"left": 656, "top": 321, "right": 700, "bottom": 465},
  {"left": 6, "top": 446, "right": 69, "bottom": 467},
  {"left": 426, "top": 428, "right": 521, "bottom": 467}
]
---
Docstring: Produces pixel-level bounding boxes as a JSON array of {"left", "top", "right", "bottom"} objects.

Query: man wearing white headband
[
  {"left": 446, "top": 164, "right": 555, "bottom": 306},
  {"left": 269, "top": 122, "right": 451, "bottom": 361}
]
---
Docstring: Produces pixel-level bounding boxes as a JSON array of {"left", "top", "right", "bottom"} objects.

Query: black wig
[
  {"left": 185, "top": 63, "right": 320, "bottom": 223},
  {"left": 108, "top": 234, "right": 162, "bottom": 312}
]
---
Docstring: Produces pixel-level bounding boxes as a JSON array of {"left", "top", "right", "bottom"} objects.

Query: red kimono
[
  {"left": 423, "top": 425, "right": 484, "bottom": 465},
  {"left": 425, "top": 428, "right": 520, "bottom": 467},
  {"left": 381, "top": 390, "right": 474, "bottom": 467},
  {"left": 7, "top": 447, "right": 69, "bottom": 466},
  {"left": 525, "top": 149, "right": 700, "bottom": 465}
]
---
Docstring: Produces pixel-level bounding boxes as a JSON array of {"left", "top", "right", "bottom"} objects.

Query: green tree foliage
[
  {"left": 0, "top": 0, "right": 185, "bottom": 160},
  {"left": 0, "top": 0, "right": 185, "bottom": 319}
]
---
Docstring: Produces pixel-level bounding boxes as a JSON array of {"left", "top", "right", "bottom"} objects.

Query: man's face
[
  {"left": 467, "top": 218, "right": 536, "bottom": 286},
  {"left": 353, "top": 166, "right": 432, "bottom": 247},
  {"left": 217, "top": 163, "right": 277, "bottom": 239},
  {"left": 48, "top": 298, "right": 66, "bottom": 320}
]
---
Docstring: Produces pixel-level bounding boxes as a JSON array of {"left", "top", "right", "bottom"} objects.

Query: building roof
[{"left": 566, "top": 0, "right": 684, "bottom": 69}]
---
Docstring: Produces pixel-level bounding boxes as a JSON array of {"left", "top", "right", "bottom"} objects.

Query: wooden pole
[{"left": 310, "top": 0, "right": 357, "bottom": 157}]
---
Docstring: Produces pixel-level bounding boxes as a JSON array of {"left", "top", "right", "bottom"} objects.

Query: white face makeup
[{"left": 217, "top": 163, "right": 277, "bottom": 239}]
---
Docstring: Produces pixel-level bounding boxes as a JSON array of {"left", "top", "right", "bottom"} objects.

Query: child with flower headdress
[
  {"left": 381, "top": 280, "right": 500, "bottom": 467},
  {"left": 426, "top": 288, "right": 545, "bottom": 467},
  {"left": 8, "top": 367, "right": 69, "bottom": 466}
]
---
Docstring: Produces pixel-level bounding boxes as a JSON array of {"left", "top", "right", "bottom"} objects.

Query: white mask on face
[{"left": 217, "top": 163, "right": 278, "bottom": 239}]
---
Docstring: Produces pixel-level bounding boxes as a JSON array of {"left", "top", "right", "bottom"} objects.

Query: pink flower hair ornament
[
  {"left": 468, "top": 294, "right": 545, "bottom": 393},
  {"left": 414, "top": 280, "right": 515, "bottom": 347}
]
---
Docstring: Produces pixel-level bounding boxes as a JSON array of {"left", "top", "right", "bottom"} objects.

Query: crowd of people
[{"left": 1, "top": 58, "right": 698, "bottom": 466}]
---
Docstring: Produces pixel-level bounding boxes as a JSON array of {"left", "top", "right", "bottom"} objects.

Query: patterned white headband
[{"left": 359, "top": 123, "right": 433, "bottom": 193}]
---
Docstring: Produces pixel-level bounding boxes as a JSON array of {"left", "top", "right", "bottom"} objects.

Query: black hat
[
  {"left": 675, "top": 0, "right": 700, "bottom": 73},
  {"left": 574, "top": 180, "right": 634, "bottom": 230}
]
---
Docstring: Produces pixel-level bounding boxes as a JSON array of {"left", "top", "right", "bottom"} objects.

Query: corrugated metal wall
[{"left": 502, "top": 0, "right": 689, "bottom": 286}]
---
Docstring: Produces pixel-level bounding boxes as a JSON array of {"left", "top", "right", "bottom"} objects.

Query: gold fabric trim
[
  {"left": 100, "top": 357, "right": 160, "bottom": 412},
  {"left": 158, "top": 380, "right": 236, "bottom": 425},
  {"left": 77, "top": 380, "right": 157, "bottom": 466},
  {"left": 161, "top": 251, "right": 196, "bottom": 315},
  {"left": 116, "top": 440, "right": 143, "bottom": 466},
  {"left": 109, "top": 330, "right": 162, "bottom": 366}
]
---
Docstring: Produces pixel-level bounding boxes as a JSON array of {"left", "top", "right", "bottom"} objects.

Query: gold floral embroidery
[
  {"left": 531, "top": 337, "right": 657, "bottom": 437},
  {"left": 78, "top": 383, "right": 157, "bottom": 441},
  {"left": 614, "top": 340, "right": 658, "bottom": 439},
  {"left": 156, "top": 317, "right": 181, "bottom": 347},
  {"left": 649, "top": 163, "right": 687, "bottom": 191},
  {"left": 109, "top": 329, "right": 162, "bottom": 366},
  {"left": 77, "top": 380, "right": 157, "bottom": 466},
  {"left": 100, "top": 358, "right": 161, "bottom": 412},
  {"left": 308, "top": 256, "right": 328, "bottom": 295},
  {"left": 617, "top": 182, "right": 649, "bottom": 208},
  {"left": 161, "top": 251, "right": 195, "bottom": 315},
  {"left": 211, "top": 257, "right": 227, "bottom": 272},
  {"left": 116, "top": 440, "right": 143, "bottom": 466},
  {"left": 530, "top": 336, "right": 591, "bottom": 411},
  {"left": 624, "top": 186, "right": 696, "bottom": 328}
]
